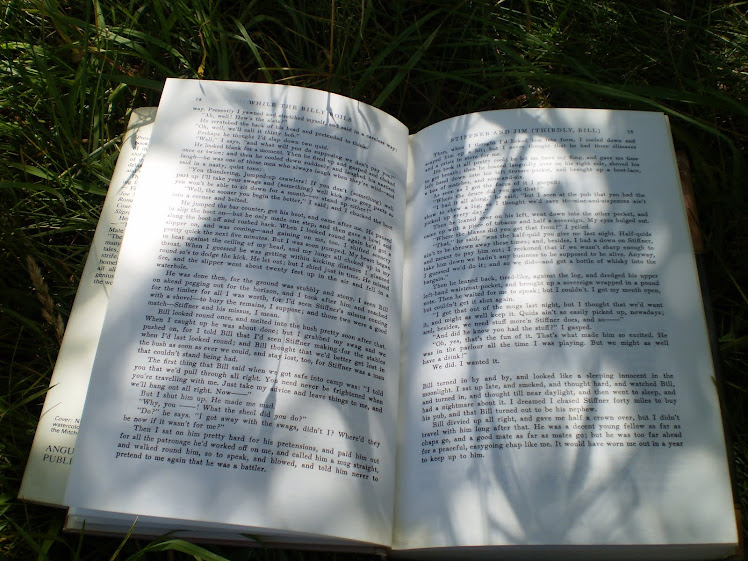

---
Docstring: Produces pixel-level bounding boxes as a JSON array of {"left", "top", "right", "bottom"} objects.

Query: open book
[{"left": 20, "top": 79, "right": 738, "bottom": 559}]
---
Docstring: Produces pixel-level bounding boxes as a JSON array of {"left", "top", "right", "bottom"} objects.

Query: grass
[{"left": 1, "top": 0, "right": 746, "bottom": 559}]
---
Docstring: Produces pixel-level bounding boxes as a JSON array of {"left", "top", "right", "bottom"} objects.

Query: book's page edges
[
  {"left": 64, "top": 508, "right": 388, "bottom": 553},
  {"left": 672, "top": 129, "right": 742, "bottom": 552},
  {"left": 391, "top": 543, "right": 739, "bottom": 561},
  {"left": 18, "top": 108, "right": 157, "bottom": 506}
]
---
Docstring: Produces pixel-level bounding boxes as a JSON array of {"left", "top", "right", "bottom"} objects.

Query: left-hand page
[
  {"left": 19, "top": 108, "right": 157, "bottom": 506},
  {"left": 64, "top": 79, "right": 408, "bottom": 547}
]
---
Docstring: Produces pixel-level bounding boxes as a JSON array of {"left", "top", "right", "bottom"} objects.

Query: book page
[
  {"left": 64, "top": 80, "right": 408, "bottom": 546},
  {"left": 19, "top": 108, "right": 156, "bottom": 505},
  {"left": 395, "top": 109, "right": 736, "bottom": 551}
]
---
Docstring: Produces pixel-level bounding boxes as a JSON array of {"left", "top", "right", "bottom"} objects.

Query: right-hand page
[{"left": 396, "top": 109, "right": 736, "bottom": 551}]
